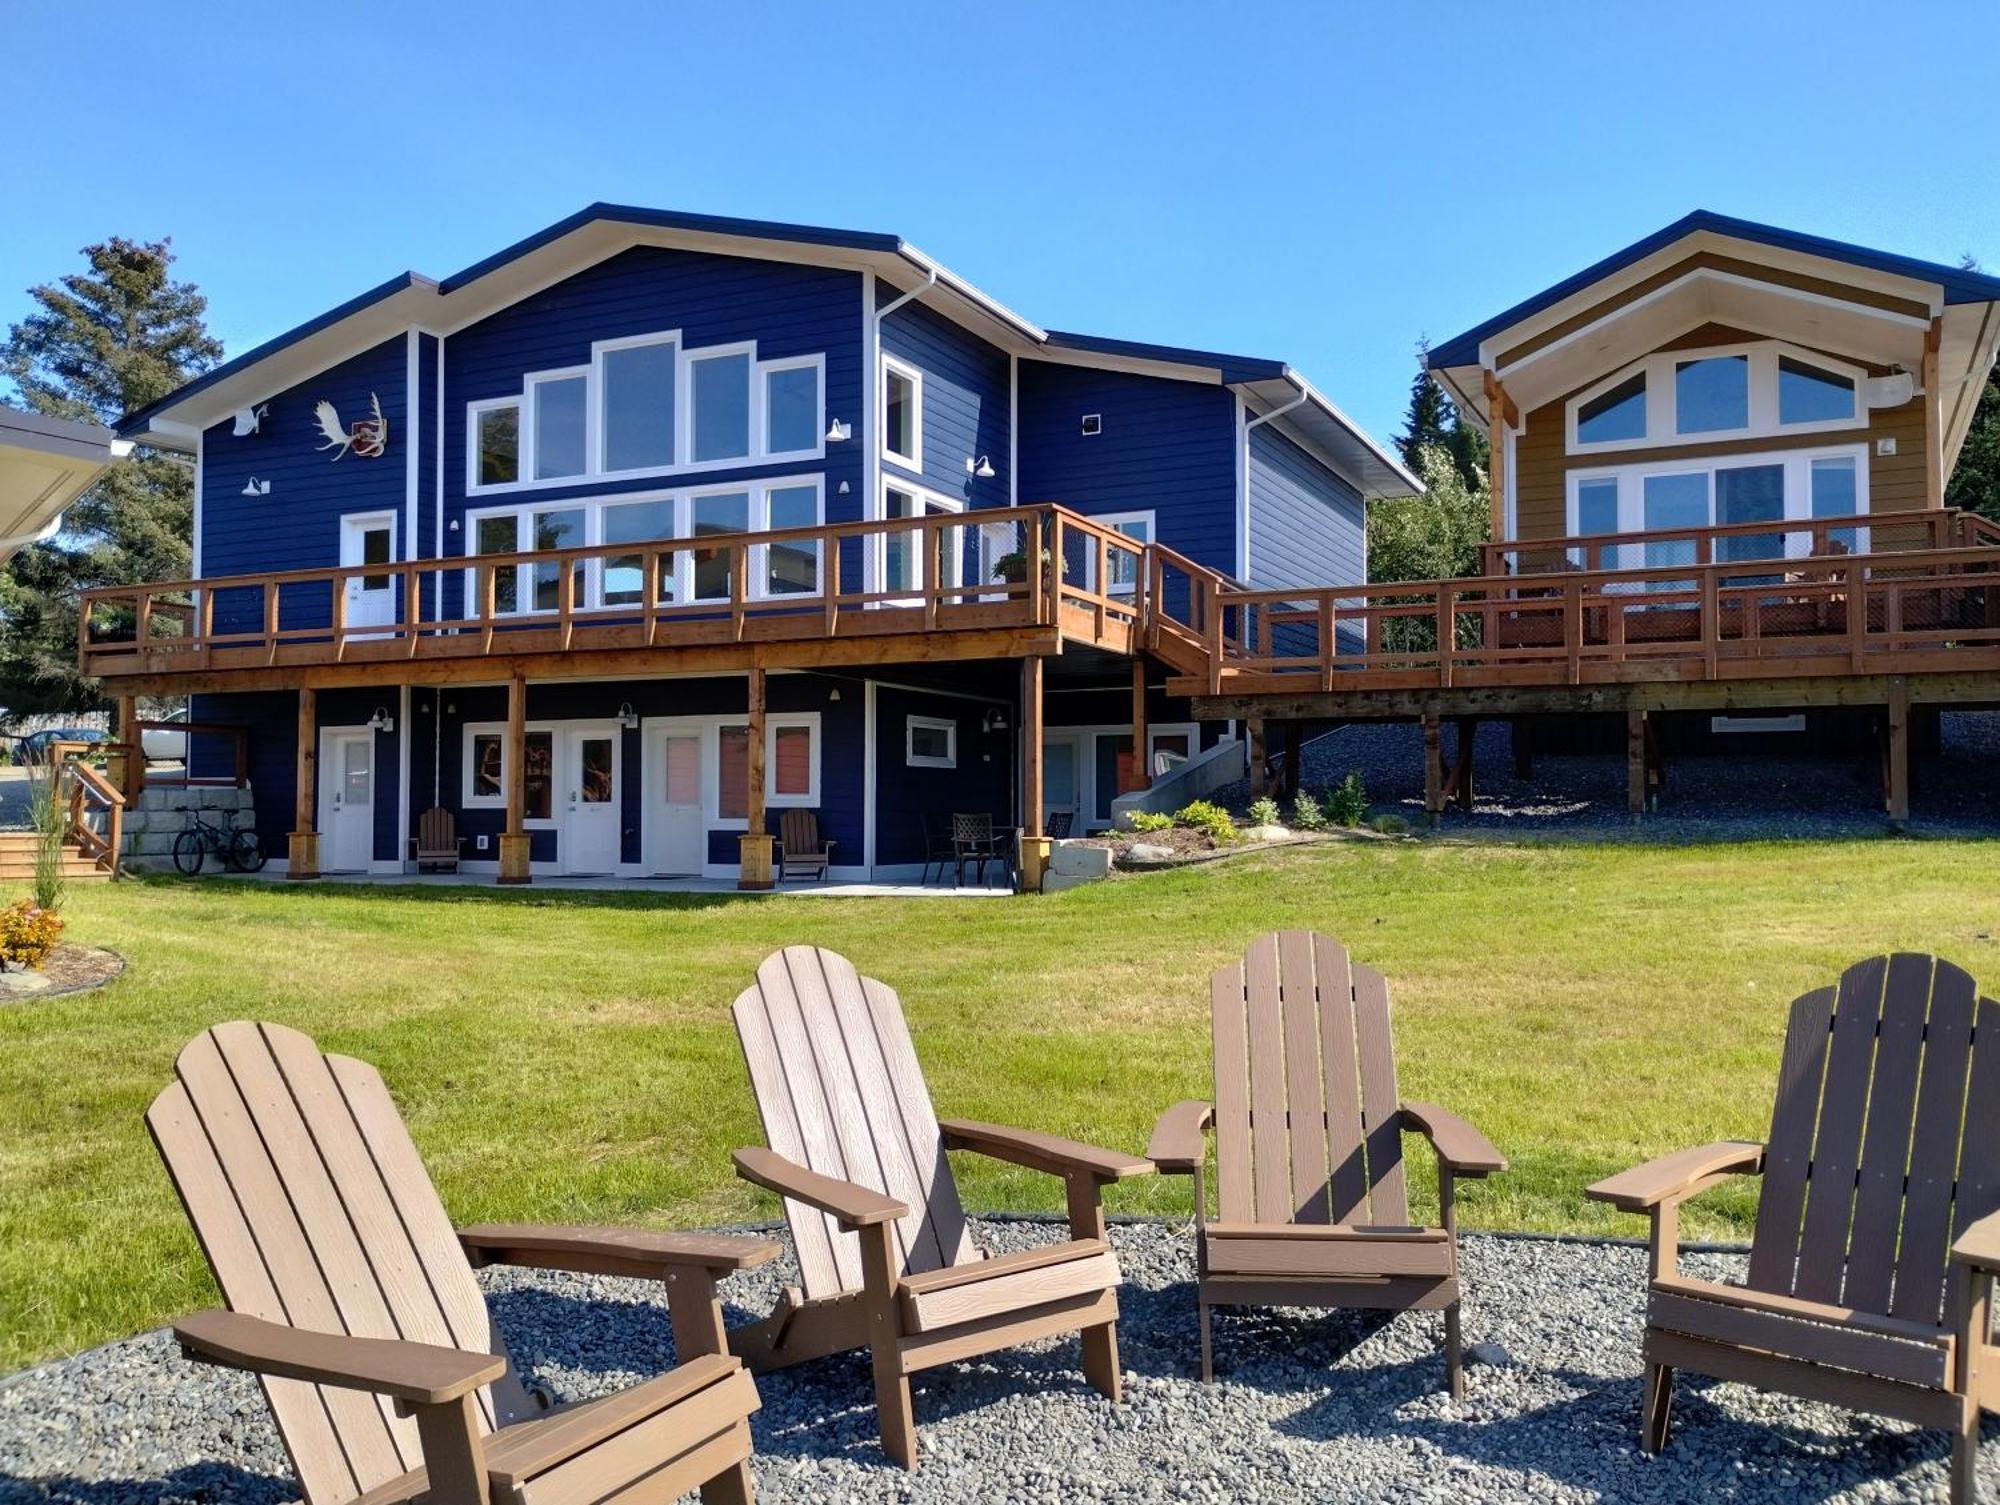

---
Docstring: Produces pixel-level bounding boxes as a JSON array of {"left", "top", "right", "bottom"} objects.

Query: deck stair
[{"left": 0, "top": 830, "right": 112, "bottom": 883}]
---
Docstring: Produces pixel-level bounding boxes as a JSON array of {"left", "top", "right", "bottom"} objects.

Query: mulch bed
[{"left": 0, "top": 942, "right": 126, "bottom": 1002}]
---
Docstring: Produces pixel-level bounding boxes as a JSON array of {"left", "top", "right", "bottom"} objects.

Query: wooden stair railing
[{"left": 50, "top": 750, "right": 124, "bottom": 878}]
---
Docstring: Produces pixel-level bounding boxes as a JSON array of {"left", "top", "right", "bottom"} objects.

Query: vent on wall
[{"left": 1080, "top": 414, "right": 1102, "bottom": 436}]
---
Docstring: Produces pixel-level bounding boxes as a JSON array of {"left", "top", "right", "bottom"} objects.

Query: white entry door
[
  {"left": 563, "top": 727, "right": 620, "bottom": 875},
  {"left": 340, "top": 513, "right": 397, "bottom": 637},
  {"left": 650, "top": 728, "right": 705, "bottom": 875},
  {"left": 319, "top": 729, "right": 374, "bottom": 872}
]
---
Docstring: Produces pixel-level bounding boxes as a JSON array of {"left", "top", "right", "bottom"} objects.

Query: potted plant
[{"left": 991, "top": 548, "right": 1063, "bottom": 585}]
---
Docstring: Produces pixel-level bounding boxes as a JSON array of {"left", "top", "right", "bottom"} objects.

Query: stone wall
[{"left": 121, "top": 786, "right": 259, "bottom": 871}]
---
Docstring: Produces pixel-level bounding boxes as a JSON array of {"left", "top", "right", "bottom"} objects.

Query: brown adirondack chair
[
  {"left": 727, "top": 945, "right": 1154, "bottom": 1469},
  {"left": 775, "top": 809, "right": 834, "bottom": 881},
  {"left": 414, "top": 806, "right": 463, "bottom": 872},
  {"left": 148, "top": 1021, "right": 777, "bottom": 1505},
  {"left": 1588, "top": 954, "right": 2000, "bottom": 1503},
  {"left": 1148, "top": 931, "right": 1506, "bottom": 1391}
]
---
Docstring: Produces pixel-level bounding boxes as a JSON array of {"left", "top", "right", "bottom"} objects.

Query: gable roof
[{"left": 118, "top": 204, "right": 1417, "bottom": 498}]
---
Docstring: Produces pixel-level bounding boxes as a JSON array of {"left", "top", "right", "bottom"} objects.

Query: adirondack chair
[
  {"left": 1588, "top": 954, "right": 2000, "bottom": 1503},
  {"left": 1148, "top": 931, "right": 1507, "bottom": 1391},
  {"left": 776, "top": 809, "right": 834, "bottom": 881},
  {"left": 413, "top": 806, "right": 463, "bottom": 872},
  {"left": 148, "top": 1021, "right": 777, "bottom": 1505},
  {"left": 727, "top": 945, "right": 1155, "bottom": 1469}
]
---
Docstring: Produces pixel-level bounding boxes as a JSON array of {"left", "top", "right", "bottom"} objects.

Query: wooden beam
[
  {"left": 739, "top": 667, "right": 773, "bottom": 890},
  {"left": 1923, "top": 318, "right": 1944, "bottom": 509},
  {"left": 1019, "top": 657, "right": 1049, "bottom": 893},
  {"left": 1886, "top": 677, "right": 1910, "bottom": 828},
  {"left": 1452, "top": 716, "right": 1477, "bottom": 812},
  {"left": 1627, "top": 708, "right": 1648, "bottom": 816},
  {"left": 1482, "top": 371, "right": 1515, "bottom": 544},
  {"left": 287, "top": 688, "right": 318, "bottom": 880},
  {"left": 115, "top": 695, "right": 140, "bottom": 800},
  {"left": 1129, "top": 659, "right": 1150, "bottom": 791},
  {"left": 1422, "top": 712, "right": 1443, "bottom": 823},
  {"left": 498, "top": 675, "right": 530, "bottom": 884},
  {"left": 1247, "top": 719, "right": 1267, "bottom": 798}
]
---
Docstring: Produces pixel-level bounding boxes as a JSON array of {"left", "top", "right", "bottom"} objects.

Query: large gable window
[
  {"left": 1568, "top": 341, "right": 1868, "bottom": 455},
  {"left": 474, "top": 401, "right": 520, "bottom": 487},
  {"left": 690, "top": 349, "right": 752, "bottom": 463},
  {"left": 601, "top": 337, "right": 677, "bottom": 472},
  {"left": 530, "top": 372, "right": 587, "bottom": 480}
]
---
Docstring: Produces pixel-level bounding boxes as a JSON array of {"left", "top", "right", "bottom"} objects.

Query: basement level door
[
  {"left": 318, "top": 729, "right": 374, "bottom": 872},
  {"left": 563, "top": 727, "right": 620, "bottom": 875},
  {"left": 650, "top": 729, "right": 705, "bottom": 876}
]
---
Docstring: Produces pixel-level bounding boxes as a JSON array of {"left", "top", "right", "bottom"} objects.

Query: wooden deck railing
[
  {"left": 1479, "top": 506, "right": 1986, "bottom": 578},
  {"left": 79, "top": 504, "right": 1149, "bottom": 678},
  {"left": 42, "top": 742, "right": 124, "bottom": 878}
]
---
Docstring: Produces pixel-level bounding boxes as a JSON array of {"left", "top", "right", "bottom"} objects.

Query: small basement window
[{"left": 906, "top": 715, "right": 957, "bottom": 768}]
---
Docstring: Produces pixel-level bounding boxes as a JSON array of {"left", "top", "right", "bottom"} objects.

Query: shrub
[
  {"left": 1245, "top": 796, "right": 1281, "bottom": 828},
  {"left": 0, "top": 899, "right": 64, "bottom": 969},
  {"left": 1126, "top": 810, "right": 1174, "bottom": 833},
  {"left": 1173, "top": 799, "right": 1239, "bottom": 846},
  {"left": 1323, "top": 771, "right": 1370, "bottom": 828},
  {"left": 1371, "top": 812, "right": 1412, "bottom": 836},
  {"left": 1289, "top": 792, "right": 1327, "bottom": 831}
]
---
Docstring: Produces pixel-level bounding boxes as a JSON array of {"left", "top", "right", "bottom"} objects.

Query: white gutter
[{"left": 877, "top": 266, "right": 937, "bottom": 324}]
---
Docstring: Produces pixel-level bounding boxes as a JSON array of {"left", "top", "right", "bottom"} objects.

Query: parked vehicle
[
  {"left": 15, "top": 727, "right": 107, "bottom": 765},
  {"left": 141, "top": 710, "right": 188, "bottom": 762}
]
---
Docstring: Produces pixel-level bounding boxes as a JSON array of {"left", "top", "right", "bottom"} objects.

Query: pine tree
[
  {"left": 1395, "top": 338, "right": 1455, "bottom": 470},
  {"left": 0, "top": 238, "right": 220, "bottom": 713}
]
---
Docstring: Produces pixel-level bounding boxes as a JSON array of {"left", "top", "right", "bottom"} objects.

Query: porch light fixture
[
  {"left": 825, "top": 418, "right": 852, "bottom": 443},
  {"left": 965, "top": 455, "right": 995, "bottom": 478},
  {"left": 983, "top": 707, "right": 1009, "bottom": 734},
  {"left": 615, "top": 702, "right": 640, "bottom": 730},
  {"left": 366, "top": 706, "right": 395, "bottom": 733},
  {"left": 231, "top": 404, "right": 269, "bottom": 437},
  {"left": 241, "top": 476, "right": 271, "bottom": 497}
]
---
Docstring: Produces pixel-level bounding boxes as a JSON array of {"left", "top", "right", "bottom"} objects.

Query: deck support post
[
  {"left": 1129, "top": 659, "right": 1151, "bottom": 792},
  {"left": 1511, "top": 716, "right": 1533, "bottom": 780},
  {"left": 1421, "top": 711, "right": 1444, "bottom": 824},
  {"left": 115, "top": 694, "right": 142, "bottom": 801},
  {"left": 287, "top": 687, "right": 319, "bottom": 879},
  {"left": 739, "top": 665, "right": 774, "bottom": 890},
  {"left": 1627, "top": 709, "right": 1648, "bottom": 816},
  {"left": 1019, "top": 657, "right": 1049, "bottom": 893},
  {"left": 1248, "top": 719, "right": 1268, "bottom": 799},
  {"left": 498, "top": 674, "right": 531, "bottom": 884},
  {"left": 1885, "top": 677, "right": 1910, "bottom": 829},
  {"left": 1483, "top": 373, "right": 1516, "bottom": 543},
  {"left": 1280, "top": 722, "right": 1302, "bottom": 802}
]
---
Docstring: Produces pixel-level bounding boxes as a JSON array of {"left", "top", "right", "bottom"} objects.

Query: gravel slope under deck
[{"left": 2, "top": 1220, "right": 1993, "bottom": 1503}]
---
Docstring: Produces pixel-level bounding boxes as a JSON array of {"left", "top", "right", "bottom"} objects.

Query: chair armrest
[
  {"left": 1586, "top": 1141, "right": 1764, "bottom": 1212},
  {"left": 457, "top": 1224, "right": 780, "bottom": 1277},
  {"left": 175, "top": 1309, "right": 503, "bottom": 1406},
  {"left": 732, "top": 1146, "right": 907, "bottom": 1228},
  {"left": 1147, "top": 1100, "right": 1213, "bottom": 1173},
  {"left": 1951, "top": 1207, "right": 2000, "bottom": 1273},
  {"left": 938, "top": 1117, "right": 1155, "bottom": 1182},
  {"left": 1401, "top": 1101, "right": 1506, "bottom": 1176}
]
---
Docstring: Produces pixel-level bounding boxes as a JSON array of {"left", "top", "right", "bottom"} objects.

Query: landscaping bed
[{"left": 0, "top": 1219, "right": 1983, "bottom": 1503}]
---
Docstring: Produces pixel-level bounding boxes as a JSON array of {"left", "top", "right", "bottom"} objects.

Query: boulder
[{"left": 1123, "top": 842, "right": 1175, "bottom": 865}]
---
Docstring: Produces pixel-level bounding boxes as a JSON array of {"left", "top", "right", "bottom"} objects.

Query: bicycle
[{"left": 172, "top": 805, "right": 266, "bottom": 875}]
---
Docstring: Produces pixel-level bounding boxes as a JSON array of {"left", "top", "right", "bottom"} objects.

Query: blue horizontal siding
[
  {"left": 189, "top": 688, "right": 397, "bottom": 863},
  {"left": 877, "top": 293, "right": 1010, "bottom": 510},
  {"left": 871, "top": 686, "right": 1016, "bottom": 867}
]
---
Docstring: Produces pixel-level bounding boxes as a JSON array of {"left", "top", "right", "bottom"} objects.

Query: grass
[{"left": 3, "top": 837, "right": 1997, "bottom": 1370}]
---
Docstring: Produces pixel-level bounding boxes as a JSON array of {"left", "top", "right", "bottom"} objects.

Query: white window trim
[
  {"left": 1566, "top": 340, "right": 1868, "bottom": 457},
  {"left": 466, "top": 331, "right": 826, "bottom": 497},
  {"left": 459, "top": 721, "right": 561, "bottom": 827},
  {"left": 709, "top": 711, "right": 822, "bottom": 828},
  {"left": 1564, "top": 442, "right": 1871, "bottom": 559},
  {"left": 1091, "top": 509, "right": 1156, "bottom": 596},
  {"left": 880, "top": 354, "right": 923, "bottom": 471},
  {"left": 905, "top": 714, "right": 957, "bottom": 769},
  {"left": 875, "top": 478, "right": 962, "bottom": 602},
  {"left": 464, "top": 476, "right": 825, "bottom": 615}
]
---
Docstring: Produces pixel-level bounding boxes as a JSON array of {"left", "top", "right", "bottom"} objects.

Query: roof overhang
[
  {"left": 0, "top": 406, "right": 129, "bottom": 560},
  {"left": 1425, "top": 213, "right": 2000, "bottom": 475},
  {"left": 1238, "top": 371, "right": 1423, "bottom": 498},
  {"left": 116, "top": 205, "right": 1409, "bottom": 493}
]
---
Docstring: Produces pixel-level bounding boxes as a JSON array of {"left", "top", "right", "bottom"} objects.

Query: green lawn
[{"left": 3, "top": 838, "right": 1996, "bottom": 1370}]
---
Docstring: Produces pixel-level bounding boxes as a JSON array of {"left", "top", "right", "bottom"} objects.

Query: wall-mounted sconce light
[
  {"left": 366, "top": 706, "right": 395, "bottom": 733},
  {"left": 241, "top": 476, "right": 271, "bottom": 497},
  {"left": 826, "top": 418, "right": 852, "bottom": 443},
  {"left": 983, "top": 707, "right": 1009, "bottom": 734},
  {"left": 965, "top": 455, "right": 995, "bottom": 478},
  {"left": 615, "top": 702, "right": 639, "bottom": 730},
  {"left": 231, "top": 404, "right": 269, "bottom": 437}
]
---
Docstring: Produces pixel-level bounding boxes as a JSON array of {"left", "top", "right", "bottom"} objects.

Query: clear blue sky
[{"left": 6, "top": 0, "right": 1996, "bottom": 446}]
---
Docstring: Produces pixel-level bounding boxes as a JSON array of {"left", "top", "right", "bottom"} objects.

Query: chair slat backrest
[
  {"left": 732, "top": 947, "right": 977, "bottom": 1299},
  {"left": 417, "top": 806, "right": 456, "bottom": 855},
  {"left": 148, "top": 1022, "right": 534, "bottom": 1505},
  {"left": 1211, "top": 932, "right": 1409, "bottom": 1228},
  {"left": 1747, "top": 954, "right": 2000, "bottom": 1327},
  {"left": 779, "top": 808, "right": 822, "bottom": 856}
]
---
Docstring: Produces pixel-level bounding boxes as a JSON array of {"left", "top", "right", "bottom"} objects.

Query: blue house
[{"left": 99, "top": 206, "right": 1414, "bottom": 884}]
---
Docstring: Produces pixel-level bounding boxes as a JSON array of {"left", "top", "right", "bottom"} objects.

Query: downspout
[{"left": 1239, "top": 381, "right": 1310, "bottom": 582}]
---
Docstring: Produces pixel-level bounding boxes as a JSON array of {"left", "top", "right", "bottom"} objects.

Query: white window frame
[
  {"left": 905, "top": 714, "right": 957, "bottom": 769},
  {"left": 876, "top": 478, "right": 962, "bottom": 603},
  {"left": 686, "top": 482, "right": 758, "bottom": 605},
  {"left": 459, "top": 721, "right": 560, "bottom": 828},
  {"left": 756, "top": 477, "right": 825, "bottom": 600},
  {"left": 1091, "top": 509, "right": 1156, "bottom": 596},
  {"left": 1564, "top": 442, "right": 1871, "bottom": 562},
  {"left": 1566, "top": 340, "right": 1869, "bottom": 456},
  {"left": 465, "top": 333, "right": 827, "bottom": 496},
  {"left": 881, "top": 354, "right": 923, "bottom": 471},
  {"left": 593, "top": 329, "right": 680, "bottom": 477},
  {"left": 709, "top": 711, "right": 822, "bottom": 828}
]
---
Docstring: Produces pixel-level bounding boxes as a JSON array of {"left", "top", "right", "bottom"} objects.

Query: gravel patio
[{"left": 3, "top": 1219, "right": 1990, "bottom": 1504}]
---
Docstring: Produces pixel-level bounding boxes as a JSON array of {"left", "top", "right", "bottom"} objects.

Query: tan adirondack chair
[
  {"left": 148, "top": 1021, "right": 777, "bottom": 1505},
  {"left": 775, "top": 809, "right": 833, "bottom": 881},
  {"left": 414, "top": 806, "right": 463, "bottom": 872},
  {"left": 1588, "top": 954, "right": 2000, "bottom": 1503},
  {"left": 727, "top": 945, "right": 1154, "bottom": 1469},
  {"left": 1148, "top": 931, "right": 1506, "bottom": 1391}
]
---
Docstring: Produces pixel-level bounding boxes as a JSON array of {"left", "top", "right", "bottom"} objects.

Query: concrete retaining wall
[{"left": 121, "top": 786, "right": 259, "bottom": 869}]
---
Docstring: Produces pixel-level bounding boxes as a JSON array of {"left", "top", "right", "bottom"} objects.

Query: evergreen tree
[
  {"left": 1367, "top": 441, "right": 1490, "bottom": 584},
  {"left": 1396, "top": 338, "right": 1489, "bottom": 494},
  {"left": 0, "top": 238, "right": 220, "bottom": 713}
]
